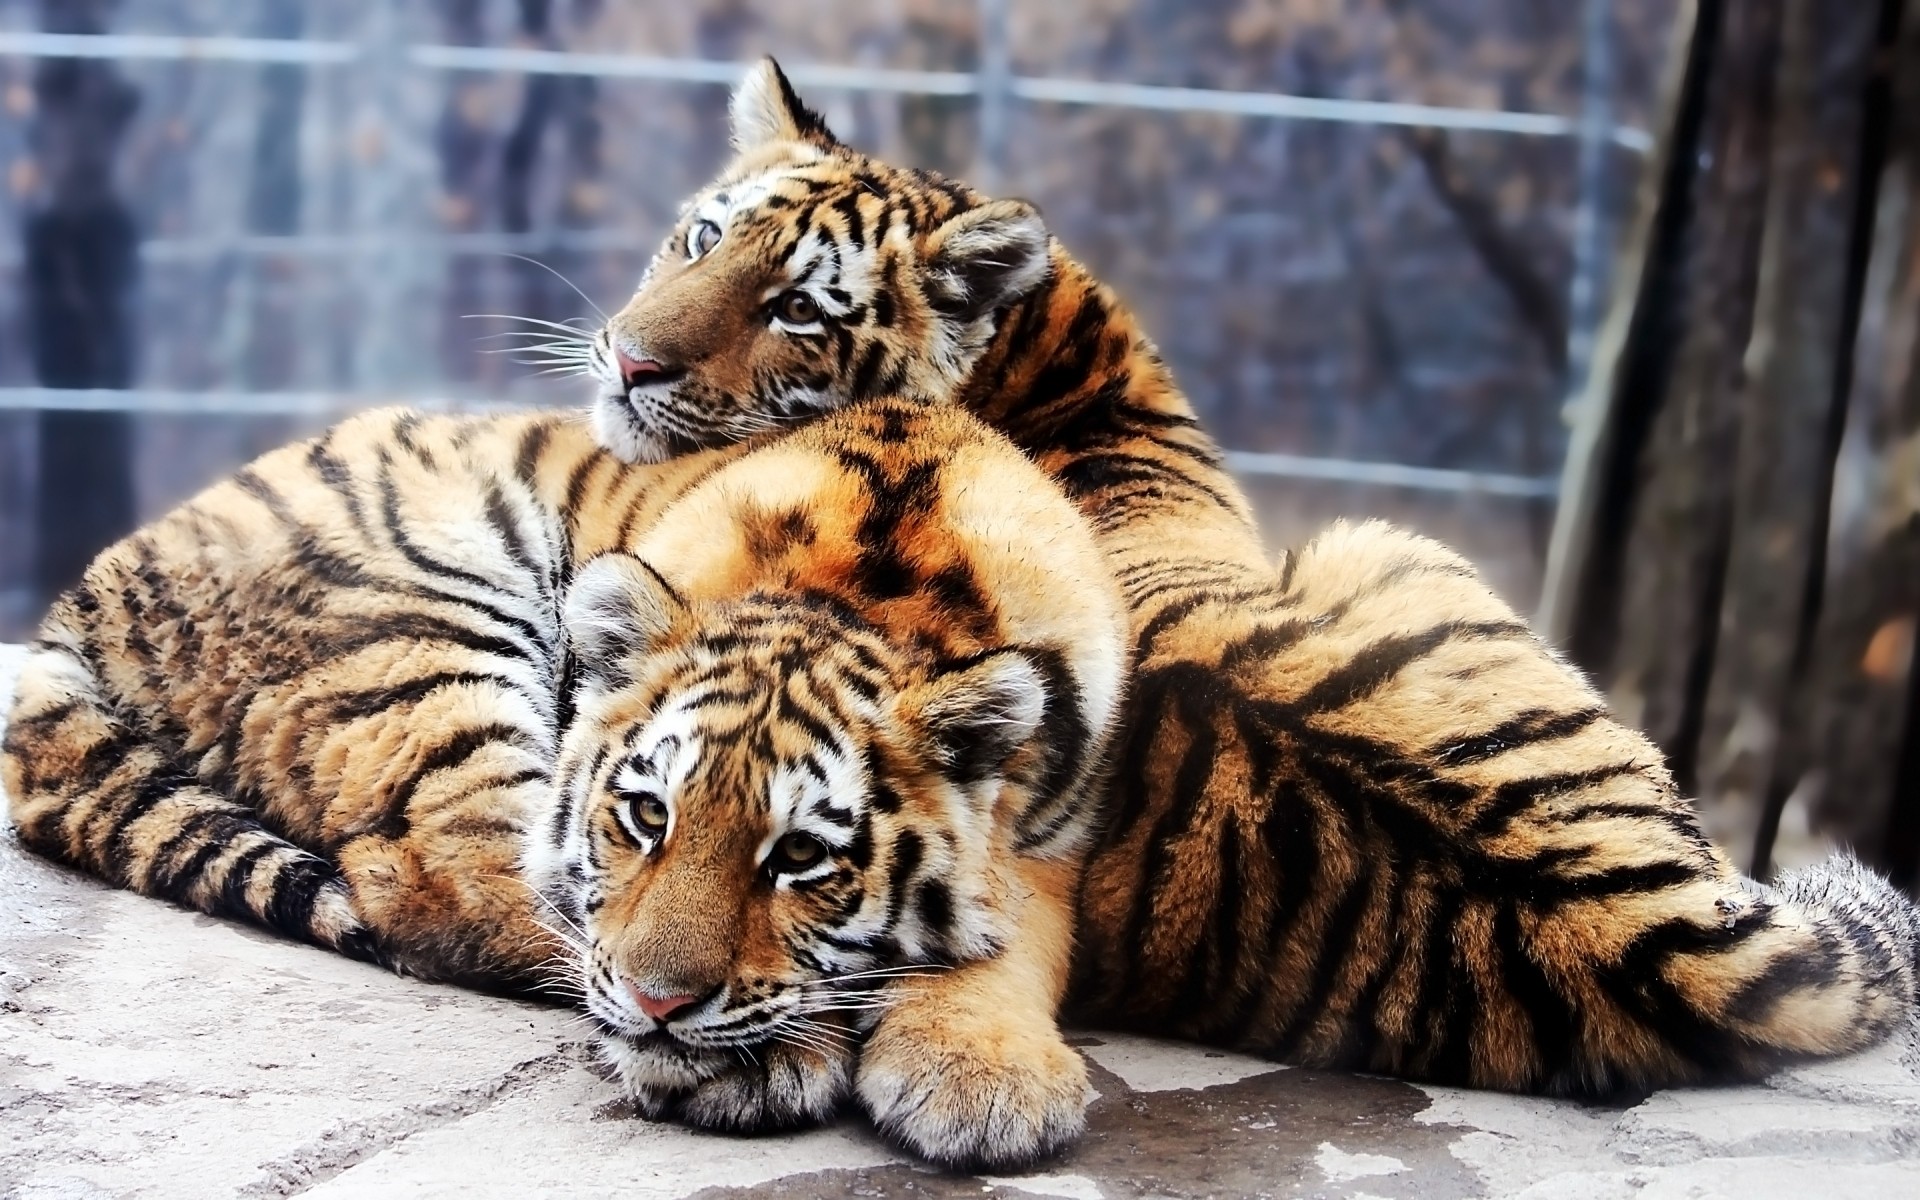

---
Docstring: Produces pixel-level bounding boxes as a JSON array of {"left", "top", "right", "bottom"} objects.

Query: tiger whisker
[
  {"left": 482, "top": 254, "right": 612, "bottom": 321},
  {"left": 472, "top": 329, "right": 597, "bottom": 344},
  {"left": 768, "top": 1027, "right": 840, "bottom": 1058},
  {"left": 478, "top": 873, "right": 592, "bottom": 947},
  {"left": 480, "top": 342, "right": 595, "bottom": 357},
  {"left": 789, "top": 1017, "right": 860, "bottom": 1042},
  {"left": 462, "top": 312, "right": 602, "bottom": 337},
  {"left": 511, "top": 357, "right": 598, "bottom": 369},
  {"left": 814, "top": 964, "right": 948, "bottom": 983},
  {"left": 798, "top": 990, "right": 910, "bottom": 1013}
]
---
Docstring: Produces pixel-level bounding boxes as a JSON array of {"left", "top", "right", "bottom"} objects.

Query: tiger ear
[
  {"left": 900, "top": 652, "right": 1048, "bottom": 785},
  {"left": 730, "top": 57, "right": 840, "bottom": 151},
  {"left": 924, "top": 199, "right": 1052, "bottom": 323},
  {"left": 564, "top": 554, "right": 686, "bottom": 684}
]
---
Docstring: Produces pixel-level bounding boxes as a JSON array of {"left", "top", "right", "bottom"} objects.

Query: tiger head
[
  {"left": 589, "top": 58, "right": 1053, "bottom": 463},
  {"left": 537, "top": 553, "right": 1062, "bottom": 1118}
]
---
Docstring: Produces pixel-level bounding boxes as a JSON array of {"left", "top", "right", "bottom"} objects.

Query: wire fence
[{"left": 0, "top": 6, "right": 1638, "bottom": 500}]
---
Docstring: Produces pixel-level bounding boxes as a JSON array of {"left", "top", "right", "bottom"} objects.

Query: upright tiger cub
[{"left": 585, "top": 57, "right": 1920, "bottom": 1108}]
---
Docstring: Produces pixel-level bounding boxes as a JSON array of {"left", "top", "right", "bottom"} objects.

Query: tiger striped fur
[
  {"left": 0, "top": 396, "right": 1129, "bottom": 1169},
  {"left": 3, "top": 407, "right": 723, "bottom": 985},
  {"left": 535, "top": 399, "right": 1125, "bottom": 1164},
  {"left": 581, "top": 59, "right": 1920, "bottom": 1103},
  {"left": 7, "top": 50, "right": 1918, "bottom": 1174}
]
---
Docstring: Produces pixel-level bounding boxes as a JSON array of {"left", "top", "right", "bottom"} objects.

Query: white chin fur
[
  {"left": 597, "top": 1029, "right": 724, "bottom": 1099},
  {"left": 590, "top": 393, "right": 671, "bottom": 464}
]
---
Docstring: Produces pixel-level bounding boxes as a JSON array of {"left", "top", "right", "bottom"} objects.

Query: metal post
[
  {"left": 348, "top": 0, "right": 420, "bottom": 392},
  {"left": 1564, "top": 0, "right": 1617, "bottom": 421},
  {"left": 974, "top": 0, "right": 1011, "bottom": 192},
  {"left": 25, "top": 0, "right": 139, "bottom": 606}
]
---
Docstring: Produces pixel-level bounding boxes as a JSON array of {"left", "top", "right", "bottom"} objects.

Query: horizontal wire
[{"left": 0, "top": 32, "right": 1651, "bottom": 151}]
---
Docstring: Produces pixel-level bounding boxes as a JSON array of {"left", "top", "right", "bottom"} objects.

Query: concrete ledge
[{"left": 3, "top": 646, "right": 1917, "bottom": 1199}]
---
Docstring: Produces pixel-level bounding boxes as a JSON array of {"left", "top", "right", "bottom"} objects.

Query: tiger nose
[
  {"left": 629, "top": 982, "right": 699, "bottom": 1023},
  {"left": 613, "top": 345, "right": 671, "bottom": 390}
]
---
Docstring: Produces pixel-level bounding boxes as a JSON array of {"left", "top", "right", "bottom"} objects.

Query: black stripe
[
  {"left": 152, "top": 811, "right": 255, "bottom": 896},
  {"left": 1430, "top": 897, "right": 1483, "bottom": 1085},
  {"left": 514, "top": 421, "right": 553, "bottom": 484},
  {"left": 106, "top": 764, "right": 202, "bottom": 881},
  {"left": 1281, "top": 620, "right": 1532, "bottom": 719},
  {"left": 1530, "top": 860, "right": 1703, "bottom": 909},
  {"left": 483, "top": 483, "right": 544, "bottom": 585},
  {"left": 306, "top": 440, "right": 370, "bottom": 532},
  {"left": 1408, "top": 885, "right": 1469, "bottom": 1080},
  {"left": 378, "top": 467, "right": 503, "bottom": 594},
  {"left": 1494, "top": 902, "right": 1578, "bottom": 1086},
  {"left": 1014, "top": 646, "right": 1092, "bottom": 849},
  {"left": 1114, "top": 688, "right": 1221, "bottom": 1006},
  {"left": 1267, "top": 855, "right": 1377, "bottom": 1061},
  {"left": 233, "top": 467, "right": 298, "bottom": 526},
  {"left": 563, "top": 450, "right": 609, "bottom": 518},
  {"left": 265, "top": 856, "right": 342, "bottom": 939},
  {"left": 1470, "top": 763, "right": 1650, "bottom": 836},
  {"left": 1054, "top": 450, "right": 1241, "bottom": 516},
  {"left": 214, "top": 841, "right": 280, "bottom": 921},
  {"left": 365, "top": 722, "right": 530, "bottom": 841},
  {"left": 313, "top": 670, "right": 522, "bottom": 724},
  {"left": 1555, "top": 800, "right": 1715, "bottom": 852},
  {"left": 914, "top": 879, "right": 954, "bottom": 943},
  {"left": 1433, "top": 706, "right": 1608, "bottom": 768},
  {"left": 884, "top": 830, "right": 925, "bottom": 927},
  {"left": 1589, "top": 917, "right": 1769, "bottom": 1079},
  {"left": 6, "top": 699, "right": 81, "bottom": 736},
  {"left": 1192, "top": 811, "right": 1248, "bottom": 1022}
]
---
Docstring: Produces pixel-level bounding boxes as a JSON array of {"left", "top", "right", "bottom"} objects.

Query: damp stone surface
[{"left": 3, "top": 645, "right": 1918, "bottom": 1199}]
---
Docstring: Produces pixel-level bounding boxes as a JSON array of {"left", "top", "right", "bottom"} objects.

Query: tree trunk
[
  {"left": 1546, "top": 0, "right": 1916, "bottom": 886},
  {"left": 1543, "top": 0, "right": 1920, "bottom": 879}
]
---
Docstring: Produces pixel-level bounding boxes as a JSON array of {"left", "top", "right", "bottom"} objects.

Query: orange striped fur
[
  {"left": 1, "top": 397, "right": 1128, "bottom": 1170},
  {"left": 7, "top": 54, "right": 1919, "bottom": 1176},
  {"left": 587, "top": 58, "right": 1920, "bottom": 1112}
]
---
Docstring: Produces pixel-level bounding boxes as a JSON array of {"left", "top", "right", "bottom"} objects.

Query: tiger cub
[
  {"left": 2, "top": 395, "right": 1125, "bottom": 1170},
  {"left": 581, "top": 54, "right": 1920, "bottom": 1113},
  {"left": 534, "top": 398, "right": 1125, "bottom": 1166}
]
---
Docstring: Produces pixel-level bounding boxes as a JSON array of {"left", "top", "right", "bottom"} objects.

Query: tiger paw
[
  {"left": 601, "top": 1029, "right": 853, "bottom": 1133},
  {"left": 855, "top": 1008, "right": 1090, "bottom": 1170}
]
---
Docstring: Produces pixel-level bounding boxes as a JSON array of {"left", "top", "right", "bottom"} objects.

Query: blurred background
[
  {"left": 0, "top": 0, "right": 1678, "bottom": 629},
  {"left": 3, "top": 1, "right": 1916, "bottom": 892}
]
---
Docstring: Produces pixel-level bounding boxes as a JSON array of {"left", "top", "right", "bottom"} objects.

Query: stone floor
[{"left": 3, "top": 645, "right": 1918, "bottom": 1199}]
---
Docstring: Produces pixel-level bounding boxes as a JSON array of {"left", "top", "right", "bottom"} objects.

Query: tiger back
[{"left": 2, "top": 406, "right": 733, "bottom": 984}]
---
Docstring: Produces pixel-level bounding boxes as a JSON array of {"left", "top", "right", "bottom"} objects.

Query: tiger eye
[
  {"left": 688, "top": 220, "right": 722, "bottom": 258},
  {"left": 769, "top": 830, "right": 826, "bottom": 873},
  {"left": 776, "top": 291, "right": 820, "bottom": 325},
  {"left": 632, "top": 794, "right": 669, "bottom": 833}
]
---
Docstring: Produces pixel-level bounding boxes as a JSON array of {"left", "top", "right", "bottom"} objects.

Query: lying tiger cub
[
  {"left": 4, "top": 397, "right": 1124, "bottom": 1168},
  {"left": 536, "top": 398, "right": 1125, "bottom": 1158}
]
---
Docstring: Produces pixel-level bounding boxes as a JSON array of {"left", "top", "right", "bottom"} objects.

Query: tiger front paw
[
  {"left": 855, "top": 1006, "right": 1090, "bottom": 1171},
  {"left": 600, "top": 1027, "right": 853, "bottom": 1134}
]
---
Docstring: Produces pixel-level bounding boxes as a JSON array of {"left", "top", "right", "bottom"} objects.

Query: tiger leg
[
  {"left": 2, "top": 636, "right": 375, "bottom": 960},
  {"left": 856, "top": 854, "right": 1090, "bottom": 1171},
  {"left": 300, "top": 684, "right": 563, "bottom": 991}
]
